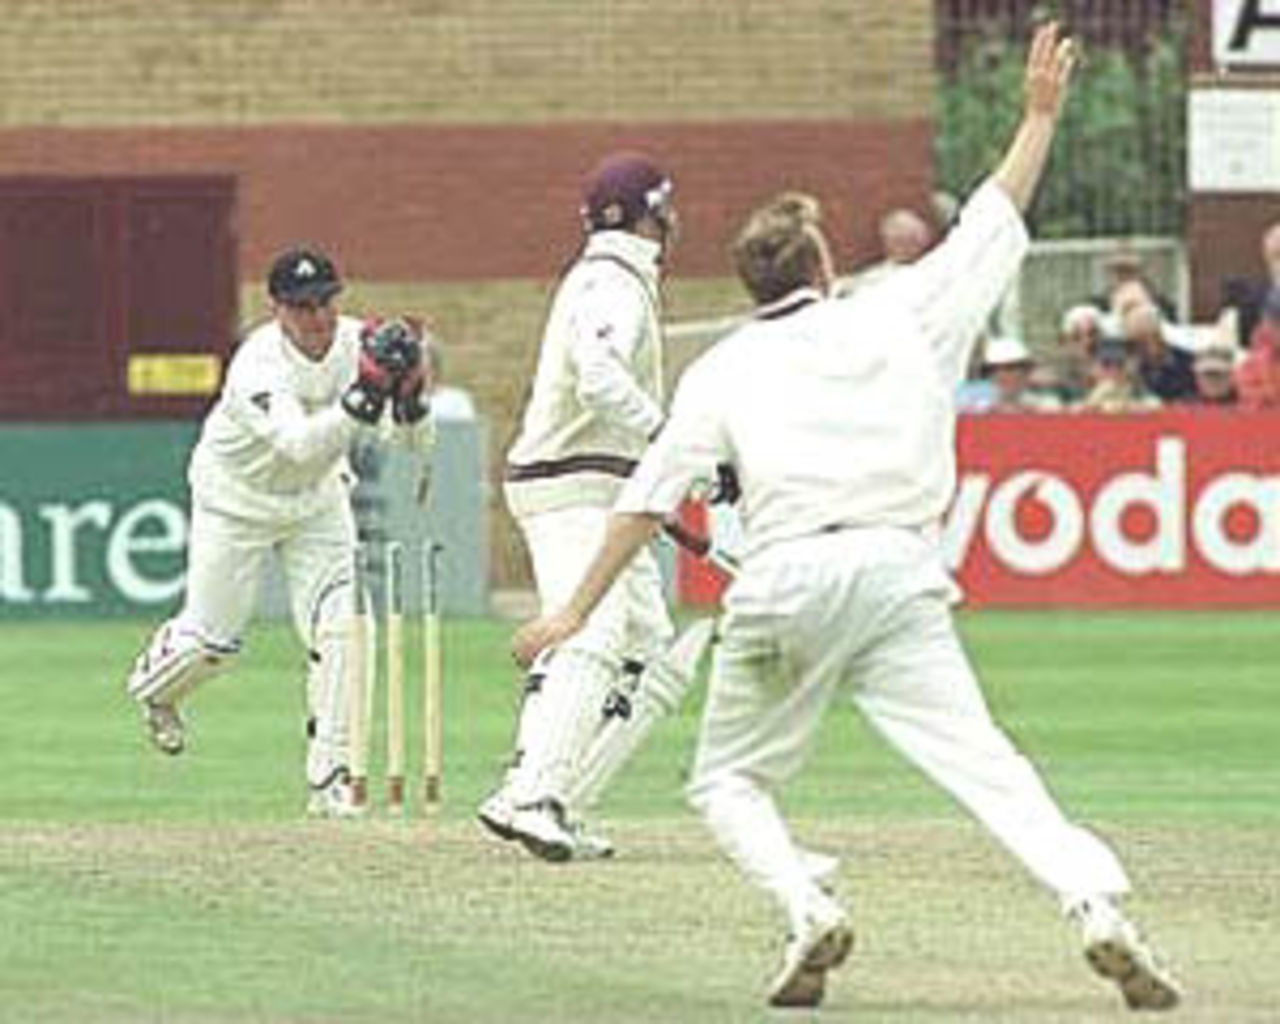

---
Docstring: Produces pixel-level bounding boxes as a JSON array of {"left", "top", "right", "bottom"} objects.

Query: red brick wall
[
  {"left": 0, "top": 0, "right": 936, "bottom": 587},
  {"left": 0, "top": 121, "right": 931, "bottom": 282}
]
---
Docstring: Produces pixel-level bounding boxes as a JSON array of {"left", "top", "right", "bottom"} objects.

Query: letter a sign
[{"left": 1214, "top": 0, "right": 1280, "bottom": 67}]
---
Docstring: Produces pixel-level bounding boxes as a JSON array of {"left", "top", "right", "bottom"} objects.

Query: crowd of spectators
[
  {"left": 833, "top": 204, "right": 1279, "bottom": 416},
  {"left": 956, "top": 217, "right": 1280, "bottom": 415}
]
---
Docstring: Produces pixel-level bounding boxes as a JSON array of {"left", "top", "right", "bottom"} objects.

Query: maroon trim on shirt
[{"left": 505, "top": 453, "right": 638, "bottom": 482}]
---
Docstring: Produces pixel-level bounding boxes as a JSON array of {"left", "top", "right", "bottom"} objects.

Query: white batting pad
[
  {"left": 507, "top": 647, "right": 618, "bottom": 807},
  {"left": 565, "top": 618, "right": 714, "bottom": 811},
  {"left": 305, "top": 580, "right": 368, "bottom": 788},
  {"left": 126, "top": 619, "right": 239, "bottom": 707}
]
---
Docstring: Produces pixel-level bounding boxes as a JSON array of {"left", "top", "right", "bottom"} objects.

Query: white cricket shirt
[
  {"left": 617, "top": 181, "right": 1028, "bottom": 558},
  {"left": 189, "top": 315, "right": 365, "bottom": 521},
  {"left": 506, "top": 230, "right": 666, "bottom": 517}
]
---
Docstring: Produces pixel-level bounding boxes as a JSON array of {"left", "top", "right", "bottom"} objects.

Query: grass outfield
[{"left": 0, "top": 611, "right": 1277, "bottom": 1022}]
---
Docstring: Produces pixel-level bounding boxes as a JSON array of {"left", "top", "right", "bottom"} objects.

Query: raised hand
[
  {"left": 991, "top": 20, "right": 1080, "bottom": 211},
  {"left": 1024, "top": 21, "right": 1078, "bottom": 122}
]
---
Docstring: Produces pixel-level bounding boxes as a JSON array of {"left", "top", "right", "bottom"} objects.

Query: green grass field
[{"left": 1, "top": 610, "right": 1277, "bottom": 1023}]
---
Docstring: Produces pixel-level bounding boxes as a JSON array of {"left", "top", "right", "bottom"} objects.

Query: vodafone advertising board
[{"left": 676, "top": 412, "right": 1280, "bottom": 608}]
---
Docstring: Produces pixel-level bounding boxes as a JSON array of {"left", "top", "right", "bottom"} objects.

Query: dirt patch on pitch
[{"left": 1, "top": 818, "right": 1277, "bottom": 1022}]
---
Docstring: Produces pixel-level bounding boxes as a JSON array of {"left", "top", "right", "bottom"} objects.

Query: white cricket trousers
[
  {"left": 686, "top": 526, "right": 1129, "bottom": 928},
  {"left": 520, "top": 504, "right": 672, "bottom": 663},
  {"left": 508, "top": 503, "right": 673, "bottom": 803},
  {"left": 182, "top": 496, "right": 355, "bottom": 651},
  {"left": 172, "top": 492, "right": 358, "bottom": 786}
]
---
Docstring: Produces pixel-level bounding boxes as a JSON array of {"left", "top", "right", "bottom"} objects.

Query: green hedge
[{"left": 936, "top": 30, "right": 1187, "bottom": 237}]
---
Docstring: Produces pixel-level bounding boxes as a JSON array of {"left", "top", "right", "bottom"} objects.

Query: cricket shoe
[
  {"left": 479, "top": 789, "right": 613, "bottom": 861},
  {"left": 477, "top": 787, "right": 518, "bottom": 842},
  {"left": 142, "top": 701, "right": 185, "bottom": 756},
  {"left": 507, "top": 799, "right": 577, "bottom": 863},
  {"left": 566, "top": 819, "right": 615, "bottom": 861},
  {"left": 307, "top": 766, "right": 367, "bottom": 820},
  {"left": 767, "top": 896, "right": 855, "bottom": 1008},
  {"left": 1071, "top": 897, "right": 1181, "bottom": 1011}
]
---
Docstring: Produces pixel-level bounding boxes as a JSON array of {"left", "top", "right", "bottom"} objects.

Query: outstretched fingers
[
  {"left": 1028, "top": 20, "right": 1057, "bottom": 72},
  {"left": 1025, "top": 20, "right": 1076, "bottom": 117},
  {"left": 1055, "top": 36, "right": 1078, "bottom": 89}
]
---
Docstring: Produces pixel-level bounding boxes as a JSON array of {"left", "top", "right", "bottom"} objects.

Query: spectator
[
  {"left": 1266, "top": 221, "right": 1280, "bottom": 284},
  {"left": 931, "top": 189, "right": 960, "bottom": 231},
  {"left": 1118, "top": 300, "right": 1196, "bottom": 402},
  {"left": 1221, "top": 220, "right": 1280, "bottom": 348},
  {"left": 1076, "top": 336, "right": 1162, "bottom": 414},
  {"left": 833, "top": 207, "right": 934, "bottom": 297},
  {"left": 880, "top": 208, "right": 933, "bottom": 264},
  {"left": 1108, "top": 277, "right": 1158, "bottom": 320},
  {"left": 1190, "top": 344, "right": 1238, "bottom": 407},
  {"left": 1053, "top": 304, "right": 1105, "bottom": 401},
  {"left": 1235, "top": 286, "right": 1280, "bottom": 410},
  {"left": 972, "top": 336, "right": 1061, "bottom": 412},
  {"left": 1098, "top": 248, "right": 1178, "bottom": 321}
]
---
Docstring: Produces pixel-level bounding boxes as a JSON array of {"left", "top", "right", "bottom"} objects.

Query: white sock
[{"left": 690, "top": 772, "right": 820, "bottom": 928}]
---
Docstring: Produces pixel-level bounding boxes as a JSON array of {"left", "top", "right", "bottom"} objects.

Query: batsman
[
  {"left": 479, "top": 155, "right": 831, "bottom": 872},
  {"left": 477, "top": 152, "right": 687, "bottom": 860},
  {"left": 122, "top": 245, "right": 435, "bottom": 817}
]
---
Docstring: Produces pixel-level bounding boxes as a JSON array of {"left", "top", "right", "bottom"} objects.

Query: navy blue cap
[{"left": 268, "top": 246, "right": 342, "bottom": 304}]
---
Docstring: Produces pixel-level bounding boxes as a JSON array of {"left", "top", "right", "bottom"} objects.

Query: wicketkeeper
[{"left": 123, "top": 245, "right": 435, "bottom": 817}]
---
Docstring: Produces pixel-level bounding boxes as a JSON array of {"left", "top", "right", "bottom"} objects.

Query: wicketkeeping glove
[
  {"left": 341, "top": 317, "right": 423, "bottom": 425},
  {"left": 392, "top": 363, "right": 431, "bottom": 424},
  {"left": 362, "top": 317, "right": 422, "bottom": 379},
  {"left": 380, "top": 317, "right": 435, "bottom": 425},
  {"left": 341, "top": 349, "right": 395, "bottom": 425}
]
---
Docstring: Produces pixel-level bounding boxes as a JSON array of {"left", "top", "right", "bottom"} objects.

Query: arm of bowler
[{"left": 887, "top": 22, "right": 1075, "bottom": 390}]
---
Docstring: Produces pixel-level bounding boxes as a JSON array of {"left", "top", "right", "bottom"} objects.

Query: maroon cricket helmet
[{"left": 581, "top": 151, "right": 675, "bottom": 233}]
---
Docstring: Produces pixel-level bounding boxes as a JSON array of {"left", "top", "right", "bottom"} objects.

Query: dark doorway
[{"left": 0, "top": 176, "right": 236, "bottom": 421}]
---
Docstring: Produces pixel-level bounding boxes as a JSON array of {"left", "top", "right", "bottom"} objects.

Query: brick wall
[
  {"left": 0, "top": 0, "right": 936, "bottom": 588},
  {"left": 0, "top": 1, "right": 932, "bottom": 125}
]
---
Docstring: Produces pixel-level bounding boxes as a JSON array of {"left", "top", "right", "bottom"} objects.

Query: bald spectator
[
  {"left": 833, "top": 207, "right": 934, "bottom": 297},
  {"left": 881, "top": 208, "right": 933, "bottom": 264},
  {"left": 1116, "top": 297, "right": 1196, "bottom": 403},
  {"left": 1235, "top": 286, "right": 1280, "bottom": 410}
]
